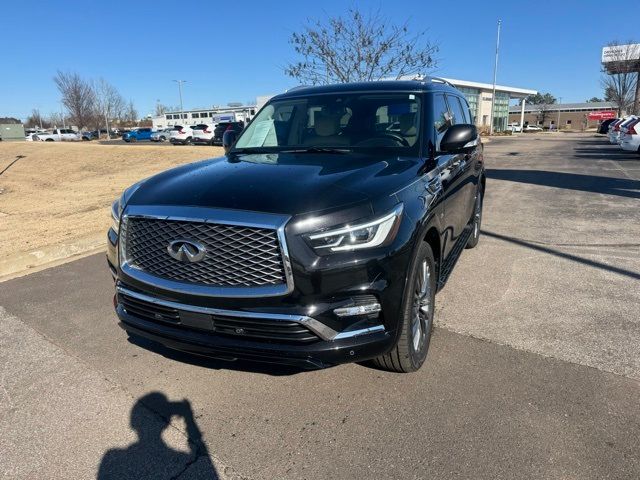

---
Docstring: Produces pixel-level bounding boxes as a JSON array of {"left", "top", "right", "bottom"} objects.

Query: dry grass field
[{"left": 0, "top": 141, "right": 223, "bottom": 277}]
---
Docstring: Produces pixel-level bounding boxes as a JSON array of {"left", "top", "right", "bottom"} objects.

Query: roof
[
  {"left": 276, "top": 79, "right": 460, "bottom": 99},
  {"left": 509, "top": 101, "right": 617, "bottom": 113},
  {"left": 441, "top": 78, "right": 537, "bottom": 97}
]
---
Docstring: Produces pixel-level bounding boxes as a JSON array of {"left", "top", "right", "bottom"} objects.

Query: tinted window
[
  {"left": 192, "top": 113, "right": 199, "bottom": 118},
  {"left": 433, "top": 94, "right": 451, "bottom": 133},
  {"left": 446, "top": 95, "right": 466, "bottom": 125}
]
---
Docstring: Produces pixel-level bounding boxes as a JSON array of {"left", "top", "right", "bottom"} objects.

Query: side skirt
[{"left": 436, "top": 225, "right": 473, "bottom": 290}]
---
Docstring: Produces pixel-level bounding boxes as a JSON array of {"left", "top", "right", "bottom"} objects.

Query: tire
[
  {"left": 45, "top": 138, "right": 54, "bottom": 142},
  {"left": 160, "top": 136, "right": 166, "bottom": 142},
  {"left": 466, "top": 188, "right": 483, "bottom": 249},
  {"left": 130, "top": 136, "right": 137, "bottom": 143},
  {"left": 185, "top": 136, "right": 192, "bottom": 145},
  {"left": 372, "top": 241, "right": 436, "bottom": 373}
]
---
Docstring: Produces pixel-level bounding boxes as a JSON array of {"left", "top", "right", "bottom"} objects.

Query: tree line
[{"left": 25, "top": 71, "right": 138, "bottom": 130}]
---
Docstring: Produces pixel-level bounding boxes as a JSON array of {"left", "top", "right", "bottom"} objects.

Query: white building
[
  {"left": 440, "top": 78, "right": 537, "bottom": 132},
  {"left": 152, "top": 105, "right": 258, "bottom": 130}
]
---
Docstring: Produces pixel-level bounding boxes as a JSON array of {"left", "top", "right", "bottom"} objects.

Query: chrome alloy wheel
[{"left": 412, "top": 260, "right": 432, "bottom": 352}]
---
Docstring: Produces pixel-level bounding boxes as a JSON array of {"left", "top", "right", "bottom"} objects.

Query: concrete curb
[{"left": 0, "top": 233, "right": 106, "bottom": 282}]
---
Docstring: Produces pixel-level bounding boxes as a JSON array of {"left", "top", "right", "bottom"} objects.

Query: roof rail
[
  {"left": 428, "top": 76, "right": 455, "bottom": 87},
  {"left": 398, "top": 74, "right": 455, "bottom": 88},
  {"left": 286, "top": 85, "right": 311, "bottom": 92}
]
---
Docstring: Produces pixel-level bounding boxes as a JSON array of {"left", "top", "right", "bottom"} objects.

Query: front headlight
[
  {"left": 110, "top": 181, "right": 144, "bottom": 233},
  {"left": 307, "top": 204, "right": 403, "bottom": 253},
  {"left": 111, "top": 199, "right": 121, "bottom": 232}
]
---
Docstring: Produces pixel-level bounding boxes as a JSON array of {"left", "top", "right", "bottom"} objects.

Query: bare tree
[
  {"left": 53, "top": 71, "right": 96, "bottom": 129},
  {"left": 26, "top": 109, "right": 48, "bottom": 128},
  {"left": 124, "top": 100, "right": 138, "bottom": 125},
  {"left": 601, "top": 41, "right": 639, "bottom": 115},
  {"left": 285, "top": 8, "right": 438, "bottom": 85},
  {"left": 94, "top": 78, "right": 125, "bottom": 138}
]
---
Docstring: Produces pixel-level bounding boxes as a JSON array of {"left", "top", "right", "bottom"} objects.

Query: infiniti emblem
[{"left": 167, "top": 239, "right": 207, "bottom": 263}]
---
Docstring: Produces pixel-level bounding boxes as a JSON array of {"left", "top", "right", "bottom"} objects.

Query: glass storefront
[
  {"left": 457, "top": 87, "right": 480, "bottom": 124},
  {"left": 492, "top": 92, "right": 509, "bottom": 132}
]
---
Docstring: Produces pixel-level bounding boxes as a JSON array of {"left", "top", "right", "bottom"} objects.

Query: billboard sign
[
  {"left": 602, "top": 44, "right": 640, "bottom": 63},
  {"left": 587, "top": 111, "right": 616, "bottom": 120}
]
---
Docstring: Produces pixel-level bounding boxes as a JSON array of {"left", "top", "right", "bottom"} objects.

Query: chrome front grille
[{"left": 123, "top": 217, "right": 287, "bottom": 288}]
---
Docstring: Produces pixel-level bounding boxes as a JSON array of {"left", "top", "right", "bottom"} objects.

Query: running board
[{"left": 437, "top": 225, "right": 473, "bottom": 290}]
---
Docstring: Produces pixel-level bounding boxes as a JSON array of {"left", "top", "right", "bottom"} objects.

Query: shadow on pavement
[
  {"left": 486, "top": 168, "right": 640, "bottom": 199},
  {"left": 127, "top": 334, "right": 307, "bottom": 377},
  {"left": 97, "top": 392, "right": 218, "bottom": 479},
  {"left": 482, "top": 230, "right": 640, "bottom": 281}
]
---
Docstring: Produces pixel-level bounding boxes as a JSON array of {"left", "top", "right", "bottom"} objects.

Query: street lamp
[
  {"left": 489, "top": 19, "right": 501, "bottom": 135},
  {"left": 173, "top": 80, "right": 186, "bottom": 123}
]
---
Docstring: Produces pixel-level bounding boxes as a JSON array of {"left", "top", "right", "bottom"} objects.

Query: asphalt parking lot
[{"left": 1, "top": 133, "right": 639, "bottom": 479}]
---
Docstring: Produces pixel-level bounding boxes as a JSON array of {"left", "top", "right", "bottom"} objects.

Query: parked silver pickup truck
[{"left": 34, "top": 128, "right": 80, "bottom": 141}]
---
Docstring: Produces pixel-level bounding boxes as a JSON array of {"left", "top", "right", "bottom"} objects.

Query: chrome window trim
[
  {"left": 116, "top": 285, "right": 385, "bottom": 342},
  {"left": 119, "top": 205, "right": 295, "bottom": 298}
]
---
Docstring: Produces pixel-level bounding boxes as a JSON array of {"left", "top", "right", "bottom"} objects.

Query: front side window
[
  {"left": 433, "top": 94, "right": 451, "bottom": 133},
  {"left": 233, "top": 93, "right": 421, "bottom": 155},
  {"left": 446, "top": 95, "right": 467, "bottom": 125}
]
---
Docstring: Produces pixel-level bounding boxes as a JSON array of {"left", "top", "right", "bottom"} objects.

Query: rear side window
[
  {"left": 446, "top": 95, "right": 467, "bottom": 125},
  {"left": 433, "top": 94, "right": 451, "bottom": 133}
]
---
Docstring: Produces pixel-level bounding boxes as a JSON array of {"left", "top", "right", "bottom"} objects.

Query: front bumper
[
  {"left": 106, "top": 201, "right": 416, "bottom": 369},
  {"left": 115, "top": 287, "right": 394, "bottom": 369}
]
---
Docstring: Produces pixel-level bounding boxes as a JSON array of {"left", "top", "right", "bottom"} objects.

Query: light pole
[
  {"left": 173, "top": 80, "right": 186, "bottom": 123},
  {"left": 489, "top": 19, "right": 501, "bottom": 135},
  {"left": 556, "top": 97, "right": 562, "bottom": 132}
]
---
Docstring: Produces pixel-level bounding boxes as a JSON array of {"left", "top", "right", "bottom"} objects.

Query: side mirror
[
  {"left": 440, "top": 124, "right": 478, "bottom": 152},
  {"left": 223, "top": 130, "right": 238, "bottom": 153}
]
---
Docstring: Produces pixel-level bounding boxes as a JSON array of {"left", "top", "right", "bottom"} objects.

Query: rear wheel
[
  {"left": 372, "top": 241, "right": 435, "bottom": 373},
  {"left": 160, "top": 136, "right": 166, "bottom": 142},
  {"left": 185, "top": 136, "right": 192, "bottom": 145},
  {"left": 466, "top": 188, "right": 483, "bottom": 249},
  {"left": 45, "top": 138, "right": 54, "bottom": 142}
]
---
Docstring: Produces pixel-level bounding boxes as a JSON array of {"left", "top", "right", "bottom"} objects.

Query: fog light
[{"left": 333, "top": 302, "right": 381, "bottom": 318}]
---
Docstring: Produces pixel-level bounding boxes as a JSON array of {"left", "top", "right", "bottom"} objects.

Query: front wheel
[
  {"left": 466, "top": 189, "right": 483, "bottom": 249},
  {"left": 373, "top": 241, "right": 436, "bottom": 373}
]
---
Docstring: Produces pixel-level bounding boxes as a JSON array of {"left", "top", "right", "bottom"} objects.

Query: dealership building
[
  {"left": 507, "top": 101, "right": 618, "bottom": 130},
  {"left": 439, "top": 78, "right": 536, "bottom": 132},
  {"left": 152, "top": 78, "right": 537, "bottom": 132}
]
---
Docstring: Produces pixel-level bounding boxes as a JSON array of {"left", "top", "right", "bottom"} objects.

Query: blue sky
[{"left": 2, "top": 0, "right": 637, "bottom": 120}]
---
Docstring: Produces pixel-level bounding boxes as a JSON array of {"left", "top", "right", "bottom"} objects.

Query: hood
[{"left": 128, "top": 152, "right": 422, "bottom": 216}]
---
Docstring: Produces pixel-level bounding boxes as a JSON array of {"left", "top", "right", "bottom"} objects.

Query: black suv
[
  {"left": 212, "top": 121, "right": 244, "bottom": 145},
  {"left": 107, "top": 79, "right": 485, "bottom": 373}
]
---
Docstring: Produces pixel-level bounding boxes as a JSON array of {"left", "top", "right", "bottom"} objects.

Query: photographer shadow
[{"left": 97, "top": 392, "right": 218, "bottom": 479}]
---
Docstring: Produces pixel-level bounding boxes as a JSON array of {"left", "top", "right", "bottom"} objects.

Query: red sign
[{"left": 588, "top": 110, "right": 616, "bottom": 120}]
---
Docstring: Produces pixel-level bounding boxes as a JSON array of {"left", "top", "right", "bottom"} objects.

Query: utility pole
[
  {"left": 173, "top": 80, "right": 186, "bottom": 123},
  {"left": 557, "top": 97, "right": 562, "bottom": 132},
  {"left": 489, "top": 19, "right": 501, "bottom": 135}
]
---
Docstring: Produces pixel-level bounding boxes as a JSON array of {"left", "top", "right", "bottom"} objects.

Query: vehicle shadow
[
  {"left": 127, "top": 334, "right": 307, "bottom": 377},
  {"left": 486, "top": 168, "right": 640, "bottom": 199},
  {"left": 481, "top": 230, "right": 640, "bottom": 281},
  {"left": 97, "top": 391, "right": 218, "bottom": 479}
]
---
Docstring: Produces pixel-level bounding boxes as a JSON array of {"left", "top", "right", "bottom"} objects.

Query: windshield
[{"left": 233, "top": 92, "right": 421, "bottom": 154}]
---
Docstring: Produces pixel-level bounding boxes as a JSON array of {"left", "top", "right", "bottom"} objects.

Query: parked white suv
[
  {"left": 169, "top": 125, "right": 194, "bottom": 145},
  {"left": 191, "top": 123, "right": 216, "bottom": 145},
  {"left": 508, "top": 123, "right": 522, "bottom": 133}
]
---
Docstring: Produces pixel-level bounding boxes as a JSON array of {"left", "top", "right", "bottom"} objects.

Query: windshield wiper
[
  {"left": 281, "top": 147, "right": 351, "bottom": 154},
  {"left": 229, "top": 147, "right": 277, "bottom": 154}
]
